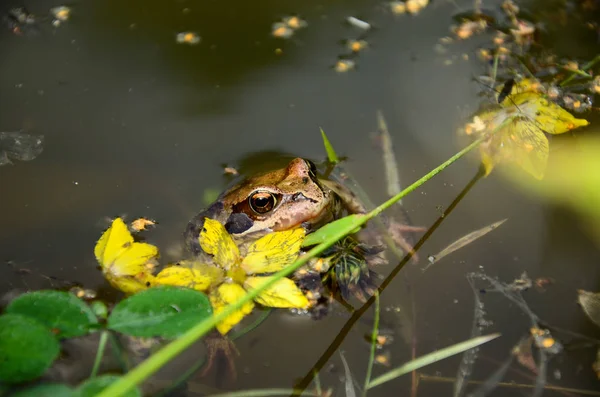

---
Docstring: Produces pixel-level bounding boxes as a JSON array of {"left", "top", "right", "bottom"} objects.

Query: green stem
[
  {"left": 90, "top": 331, "right": 109, "bottom": 378},
  {"left": 95, "top": 133, "right": 488, "bottom": 397},
  {"left": 560, "top": 54, "right": 600, "bottom": 87},
  {"left": 362, "top": 292, "right": 380, "bottom": 397}
]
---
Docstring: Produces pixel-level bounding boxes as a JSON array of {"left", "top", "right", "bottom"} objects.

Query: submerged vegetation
[{"left": 2, "top": 0, "right": 600, "bottom": 396}]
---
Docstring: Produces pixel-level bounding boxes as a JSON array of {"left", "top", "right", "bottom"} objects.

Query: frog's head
[{"left": 184, "top": 158, "right": 335, "bottom": 254}]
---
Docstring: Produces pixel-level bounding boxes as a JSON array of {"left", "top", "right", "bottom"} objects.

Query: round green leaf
[
  {"left": 0, "top": 314, "right": 60, "bottom": 383},
  {"left": 11, "top": 383, "right": 75, "bottom": 397},
  {"left": 77, "top": 375, "right": 140, "bottom": 397},
  {"left": 6, "top": 290, "right": 98, "bottom": 339},
  {"left": 107, "top": 286, "right": 212, "bottom": 338}
]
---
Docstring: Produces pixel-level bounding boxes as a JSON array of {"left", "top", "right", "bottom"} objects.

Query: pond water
[{"left": 1, "top": 0, "right": 600, "bottom": 395}]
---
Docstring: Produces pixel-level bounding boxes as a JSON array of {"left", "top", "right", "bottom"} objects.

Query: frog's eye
[
  {"left": 305, "top": 159, "right": 318, "bottom": 177},
  {"left": 249, "top": 191, "right": 277, "bottom": 214}
]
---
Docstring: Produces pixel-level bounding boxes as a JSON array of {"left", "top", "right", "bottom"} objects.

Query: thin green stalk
[
  {"left": 90, "top": 331, "right": 109, "bottom": 378},
  {"left": 491, "top": 52, "right": 500, "bottom": 86},
  {"left": 367, "top": 333, "right": 501, "bottom": 389},
  {"left": 560, "top": 54, "right": 600, "bottom": 87},
  {"left": 362, "top": 292, "right": 380, "bottom": 397},
  {"left": 96, "top": 133, "right": 488, "bottom": 397},
  {"left": 313, "top": 370, "right": 322, "bottom": 396}
]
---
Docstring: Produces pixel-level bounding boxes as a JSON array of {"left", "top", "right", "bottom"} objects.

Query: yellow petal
[
  {"left": 209, "top": 283, "right": 254, "bottom": 335},
  {"left": 94, "top": 218, "right": 159, "bottom": 295},
  {"left": 244, "top": 276, "right": 309, "bottom": 309},
  {"left": 106, "top": 272, "right": 155, "bottom": 295},
  {"left": 241, "top": 228, "right": 305, "bottom": 274},
  {"left": 199, "top": 218, "right": 240, "bottom": 269},
  {"left": 154, "top": 264, "right": 224, "bottom": 292},
  {"left": 94, "top": 218, "right": 134, "bottom": 266}
]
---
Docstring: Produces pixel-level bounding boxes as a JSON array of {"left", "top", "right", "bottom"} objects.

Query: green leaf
[
  {"left": 107, "top": 286, "right": 212, "bottom": 338},
  {"left": 90, "top": 301, "right": 109, "bottom": 320},
  {"left": 367, "top": 333, "right": 501, "bottom": 389},
  {"left": 301, "top": 214, "right": 364, "bottom": 247},
  {"left": 0, "top": 314, "right": 60, "bottom": 383},
  {"left": 320, "top": 128, "right": 339, "bottom": 164},
  {"left": 77, "top": 375, "right": 140, "bottom": 397},
  {"left": 5, "top": 290, "right": 98, "bottom": 339},
  {"left": 11, "top": 384, "right": 75, "bottom": 397}
]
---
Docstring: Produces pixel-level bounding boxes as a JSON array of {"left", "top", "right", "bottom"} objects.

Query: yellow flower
[
  {"left": 199, "top": 218, "right": 309, "bottom": 334},
  {"left": 94, "top": 217, "right": 310, "bottom": 335}
]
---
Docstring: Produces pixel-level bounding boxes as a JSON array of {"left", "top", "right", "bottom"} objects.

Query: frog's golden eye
[{"left": 249, "top": 191, "right": 277, "bottom": 214}]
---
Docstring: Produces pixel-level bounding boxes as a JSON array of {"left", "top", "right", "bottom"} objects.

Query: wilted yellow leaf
[
  {"left": 209, "top": 283, "right": 255, "bottom": 335},
  {"left": 578, "top": 290, "right": 600, "bottom": 329},
  {"left": 94, "top": 218, "right": 159, "bottom": 292},
  {"left": 470, "top": 89, "right": 589, "bottom": 180},
  {"left": 241, "top": 228, "right": 305, "bottom": 274},
  {"left": 199, "top": 218, "right": 240, "bottom": 269},
  {"left": 154, "top": 264, "right": 224, "bottom": 292},
  {"left": 244, "top": 276, "right": 309, "bottom": 308}
]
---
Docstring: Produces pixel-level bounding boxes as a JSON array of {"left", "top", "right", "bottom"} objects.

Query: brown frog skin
[{"left": 184, "top": 158, "right": 350, "bottom": 254}]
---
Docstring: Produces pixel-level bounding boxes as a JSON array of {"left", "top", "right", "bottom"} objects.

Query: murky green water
[{"left": 1, "top": 0, "right": 600, "bottom": 395}]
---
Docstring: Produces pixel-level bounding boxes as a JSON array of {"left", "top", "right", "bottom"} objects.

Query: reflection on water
[{"left": 1, "top": 0, "right": 600, "bottom": 395}]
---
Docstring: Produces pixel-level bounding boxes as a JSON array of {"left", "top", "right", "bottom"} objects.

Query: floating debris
[
  {"left": 130, "top": 218, "right": 157, "bottom": 232},
  {"left": 374, "top": 351, "right": 391, "bottom": 366},
  {"left": 424, "top": 219, "right": 507, "bottom": 271},
  {"left": 406, "top": 0, "right": 429, "bottom": 15},
  {"left": 562, "top": 93, "right": 593, "bottom": 113},
  {"left": 4, "top": 7, "right": 36, "bottom": 35},
  {"left": 334, "top": 59, "right": 355, "bottom": 73},
  {"left": 223, "top": 166, "right": 239, "bottom": 175},
  {"left": 389, "top": 1, "right": 406, "bottom": 14},
  {"left": 578, "top": 289, "right": 600, "bottom": 328},
  {"left": 176, "top": 31, "right": 201, "bottom": 45},
  {"left": 0, "top": 131, "right": 44, "bottom": 166},
  {"left": 452, "top": 19, "right": 487, "bottom": 40},
  {"left": 346, "top": 16, "right": 371, "bottom": 31},
  {"left": 282, "top": 15, "right": 307, "bottom": 30},
  {"left": 50, "top": 6, "right": 71, "bottom": 22},
  {"left": 69, "top": 286, "right": 97, "bottom": 300},
  {"left": 590, "top": 76, "right": 600, "bottom": 94},
  {"left": 271, "top": 22, "right": 293, "bottom": 39},
  {"left": 347, "top": 39, "right": 368, "bottom": 53}
]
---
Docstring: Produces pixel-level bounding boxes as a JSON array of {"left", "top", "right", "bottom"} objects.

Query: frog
[
  {"left": 183, "top": 157, "right": 422, "bottom": 299},
  {"left": 184, "top": 157, "right": 423, "bottom": 382}
]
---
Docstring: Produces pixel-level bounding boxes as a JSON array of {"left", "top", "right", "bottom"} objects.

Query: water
[{"left": 1, "top": 0, "right": 600, "bottom": 395}]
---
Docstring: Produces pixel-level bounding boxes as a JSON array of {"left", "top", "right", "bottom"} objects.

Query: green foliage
[
  {"left": 77, "top": 375, "right": 141, "bottom": 397},
  {"left": 5, "top": 291, "right": 98, "bottom": 339},
  {"left": 0, "top": 314, "right": 60, "bottom": 383},
  {"left": 11, "top": 384, "right": 75, "bottom": 397},
  {"left": 90, "top": 301, "right": 109, "bottom": 320},
  {"left": 107, "top": 286, "right": 212, "bottom": 338},
  {"left": 320, "top": 128, "right": 339, "bottom": 164},
  {"left": 301, "top": 214, "right": 364, "bottom": 247}
]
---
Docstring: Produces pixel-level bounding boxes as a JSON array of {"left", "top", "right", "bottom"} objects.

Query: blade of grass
[
  {"left": 367, "top": 333, "right": 501, "bottom": 390},
  {"left": 321, "top": 128, "right": 340, "bottom": 164},
  {"left": 207, "top": 389, "right": 319, "bottom": 397},
  {"left": 96, "top": 133, "right": 489, "bottom": 397},
  {"left": 560, "top": 54, "right": 600, "bottom": 87},
  {"left": 362, "top": 292, "right": 379, "bottom": 397},
  {"left": 340, "top": 351, "right": 357, "bottom": 397},
  {"left": 90, "top": 331, "right": 108, "bottom": 378},
  {"left": 292, "top": 169, "right": 485, "bottom": 395}
]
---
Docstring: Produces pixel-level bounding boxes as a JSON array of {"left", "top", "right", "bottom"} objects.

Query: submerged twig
[
  {"left": 419, "top": 374, "right": 600, "bottom": 396},
  {"left": 376, "top": 110, "right": 402, "bottom": 199},
  {"left": 362, "top": 292, "right": 380, "bottom": 397}
]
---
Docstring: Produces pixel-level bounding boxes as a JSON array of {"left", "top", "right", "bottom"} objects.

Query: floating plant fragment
[
  {"left": 347, "top": 39, "right": 368, "bottom": 53},
  {"left": 130, "top": 217, "right": 156, "bottom": 232},
  {"left": 0, "top": 131, "right": 44, "bottom": 166},
  {"left": 334, "top": 59, "right": 355, "bottom": 73},
  {"left": 282, "top": 15, "right": 307, "bottom": 30},
  {"left": 346, "top": 16, "right": 371, "bottom": 31},
  {"left": 176, "top": 32, "right": 201, "bottom": 45},
  {"left": 405, "top": 0, "right": 429, "bottom": 15},
  {"left": 389, "top": 1, "right": 406, "bottom": 15},
  {"left": 460, "top": 79, "right": 589, "bottom": 179},
  {"left": 271, "top": 22, "right": 293, "bottom": 39},
  {"left": 578, "top": 290, "right": 600, "bottom": 329}
]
